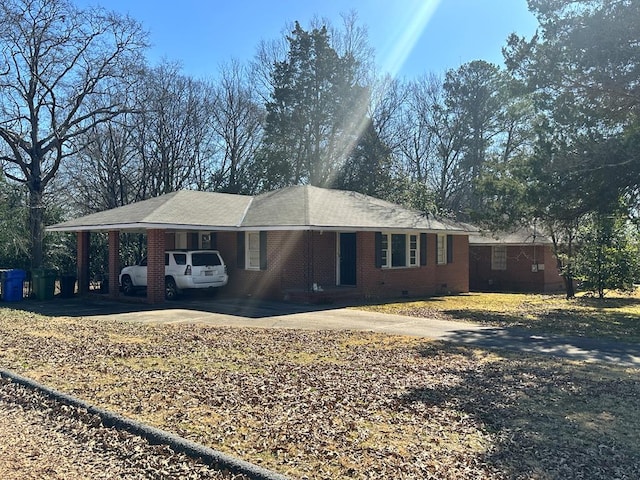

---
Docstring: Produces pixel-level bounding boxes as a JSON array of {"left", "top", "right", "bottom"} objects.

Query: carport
[{"left": 47, "top": 191, "right": 252, "bottom": 304}]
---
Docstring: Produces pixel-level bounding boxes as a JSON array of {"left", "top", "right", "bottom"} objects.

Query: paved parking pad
[{"left": 10, "top": 296, "right": 640, "bottom": 367}]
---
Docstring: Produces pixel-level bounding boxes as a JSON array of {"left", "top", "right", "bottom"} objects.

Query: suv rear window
[
  {"left": 191, "top": 252, "right": 221, "bottom": 266},
  {"left": 173, "top": 253, "right": 187, "bottom": 265}
]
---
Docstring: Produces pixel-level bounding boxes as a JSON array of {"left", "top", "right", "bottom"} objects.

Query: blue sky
[{"left": 80, "top": 0, "right": 539, "bottom": 79}]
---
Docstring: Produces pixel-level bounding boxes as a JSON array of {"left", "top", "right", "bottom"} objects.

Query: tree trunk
[
  {"left": 563, "top": 269, "right": 575, "bottom": 299},
  {"left": 29, "top": 187, "right": 45, "bottom": 269}
]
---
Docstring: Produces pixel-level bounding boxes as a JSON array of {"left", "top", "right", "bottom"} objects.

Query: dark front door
[{"left": 339, "top": 233, "right": 357, "bottom": 286}]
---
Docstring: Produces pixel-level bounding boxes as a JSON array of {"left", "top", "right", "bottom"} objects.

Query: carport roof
[
  {"left": 47, "top": 185, "right": 473, "bottom": 233},
  {"left": 47, "top": 190, "right": 253, "bottom": 232}
]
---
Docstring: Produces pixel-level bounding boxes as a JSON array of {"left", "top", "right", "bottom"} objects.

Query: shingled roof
[
  {"left": 48, "top": 185, "right": 470, "bottom": 233},
  {"left": 469, "top": 227, "right": 553, "bottom": 245},
  {"left": 47, "top": 190, "right": 252, "bottom": 232}
]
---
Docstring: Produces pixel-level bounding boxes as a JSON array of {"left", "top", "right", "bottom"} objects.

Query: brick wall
[
  {"left": 358, "top": 232, "right": 468, "bottom": 299},
  {"left": 469, "top": 244, "right": 563, "bottom": 293},
  {"left": 219, "top": 230, "right": 469, "bottom": 302},
  {"left": 108, "top": 231, "right": 120, "bottom": 297},
  {"left": 146, "top": 229, "right": 166, "bottom": 303},
  {"left": 221, "top": 230, "right": 310, "bottom": 299},
  {"left": 312, "top": 231, "right": 337, "bottom": 288}
]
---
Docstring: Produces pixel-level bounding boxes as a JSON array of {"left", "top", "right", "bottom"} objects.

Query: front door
[{"left": 339, "top": 233, "right": 357, "bottom": 286}]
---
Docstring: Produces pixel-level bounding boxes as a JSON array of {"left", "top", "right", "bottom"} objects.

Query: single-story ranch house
[
  {"left": 48, "top": 185, "right": 474, "bottom": 304},
  {"left": 469, "top": 227, "right": 564, "bottom": 293}
]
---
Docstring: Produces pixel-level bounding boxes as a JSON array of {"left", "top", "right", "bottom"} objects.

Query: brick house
[
  {"left": 469, "top": 228, "right": 564, "bottom": 293},
  {"left": 48, "top": 185, "right": 472, "bottom": 304}
]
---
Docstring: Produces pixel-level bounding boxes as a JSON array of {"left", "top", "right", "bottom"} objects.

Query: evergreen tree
[{"left": 260, "top": 22, "right": 368, "bottom": 188}]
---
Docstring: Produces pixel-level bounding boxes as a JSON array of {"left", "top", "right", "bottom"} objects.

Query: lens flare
[{"left": 379, "top": 0, "right": 442, "bottom": 78}]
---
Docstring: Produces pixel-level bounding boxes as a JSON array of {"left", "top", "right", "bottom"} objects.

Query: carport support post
[
  {"left": 147, "top": 229, "right": 166, "bottom": 304},
  {"left": 77, "top": 231, "right": 90, "bottom": 295},
  {"left": 108, "top": 231, "right": 120, "bottom": 297}
]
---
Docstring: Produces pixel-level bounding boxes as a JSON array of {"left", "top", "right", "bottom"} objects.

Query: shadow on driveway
[
  {"left": 5, "top": 294, "right": 640, "bottom": 368},
  {"left": 443, "top": 327, "right": 640, "bottom": 367},
  {"left": 6, "top": 293, "right": 346, "bottom": 319}
]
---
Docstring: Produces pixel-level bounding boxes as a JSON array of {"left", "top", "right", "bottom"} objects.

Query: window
[
  {"left": 491, "top": 246, "right": 507, "bottom": 270},
  {"left": 191, "top": 252, "right": 221, "bottom": 266},
  {"left": 409, "top": 234, "right": 418, "bottom": 266},
  {"left": 378, "top": 233, "right": 419, "bottom": 268},
  {"left": 436, "top": 234, "right": 447, "bottom": 265},
  {"left": 246, "top": 232, "right": 261, "bottom": 270},
  {"left": 200, "top": 232, "right": 216, "bottom": 249},
  {"left": 172, "top": 253, "right": 187, "bottom": 266},
  {"left": 175, "top": 232, "right": 187, "bottom": 249},
  {"left": 391, "top": 234, "right": 406, "bottom": 267},
  {"left": 380, "top": 234, "right": 389, "bottom": 267}
]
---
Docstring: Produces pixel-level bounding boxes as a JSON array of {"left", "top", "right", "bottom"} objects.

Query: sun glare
[{"left": 380, "top": 0, "right": 442, "bottom": 78}]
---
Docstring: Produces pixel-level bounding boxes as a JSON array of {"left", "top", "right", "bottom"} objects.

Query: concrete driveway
[{"left": 13, "top": 295, "right": 640, "bottom": 367}]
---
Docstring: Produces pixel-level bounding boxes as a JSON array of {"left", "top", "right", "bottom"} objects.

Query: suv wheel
[
  {"left": 121, "top": 275, "right": 135, "bottom": 296},
  {"left": 165, "top": 277, "right": 178, "bottom": 301}
]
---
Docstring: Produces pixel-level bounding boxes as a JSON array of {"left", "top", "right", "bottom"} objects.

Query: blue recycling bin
[{"left": 1, "top": 269, "right": 26, "bottom": 302}]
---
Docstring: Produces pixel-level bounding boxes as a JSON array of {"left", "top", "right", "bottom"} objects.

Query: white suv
[{"left": 119, "top": 250, "right": 228, "bottom": 300}]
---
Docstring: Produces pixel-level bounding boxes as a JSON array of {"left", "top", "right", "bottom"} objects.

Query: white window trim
[
  {"left": 436, "top": 234, "right": 447, "bottom": 265},
  {"left": 175, "top": 232, "right": 187, "bottom": 249},
  {"left": 380, "top": 232, "right": 419, "bottom": 269},
  {"left": 246, "top": 231, "right": 261, "bottom": 270},
  {"left": 200, "top": 232, "right": 212, "bottom": 249}
]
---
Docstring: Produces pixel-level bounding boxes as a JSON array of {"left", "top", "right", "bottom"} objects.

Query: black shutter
[
  {"left": 375, "top": 232, "right": 383, "bottom": 268},
  {"left": 236, "top": 232, "right": 245, "bottom": 269},
  {"left": 259, "top": 231, "right": 268, "bottom": 270},
  {"left": 189, "top": 232, "right": 199, "bottom": 249},
  {"left": 447, "top": 234, "right": 454, "bottom": 264},
  {"left": 210, "top": 232, "right": 217, "bottom": 249},
  {"left": 420, "top": 233, "right": 427, "bottom": 266}
]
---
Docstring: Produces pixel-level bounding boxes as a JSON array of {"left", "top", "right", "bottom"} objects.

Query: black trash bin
[{"left": 60, "top": 274, "right": 77, "bottom": 298}]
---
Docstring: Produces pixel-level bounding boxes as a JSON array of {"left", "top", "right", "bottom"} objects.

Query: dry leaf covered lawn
[
  {"left": 0, "top": 379, "right": 247, "bottom": 480},
  {"left": 1, "top": 307, "right": 639, "bottom": 479},
  {"left": 360, "top": 292, "right": 640, "bottom": 343}
]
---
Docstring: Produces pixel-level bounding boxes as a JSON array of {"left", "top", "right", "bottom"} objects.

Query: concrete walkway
[{"left": 13, "top": 296, "right": 640, "bottom": 368}]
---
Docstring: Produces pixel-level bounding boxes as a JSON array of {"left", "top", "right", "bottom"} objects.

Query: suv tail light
[{"left": 184, "top": 265, "right": 192, "bottom": 275}]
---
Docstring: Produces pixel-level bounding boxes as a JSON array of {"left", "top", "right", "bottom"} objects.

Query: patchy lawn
[
  {"left": 359, "top": 292, "right": 640, "bottom": 343},
  {"left": 1, "top": 307, "right": 639, "bottom": 479}
]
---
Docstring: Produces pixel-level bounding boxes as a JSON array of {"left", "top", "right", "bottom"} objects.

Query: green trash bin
[{"left": 31, "top": 268, "right": 57, "bottom": 300}]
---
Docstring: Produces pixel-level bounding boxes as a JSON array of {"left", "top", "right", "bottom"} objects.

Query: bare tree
[
  {"left": 398, "top": 74, "right": 466, "bottom": 214},
  {"left": 134, "top": 62, "right": 216, "bottom": 197},
  {"left": 208, "top": 60, "right": 264, "bottom": 194},
  {"left": 0, "top": 0, "right": 147, "bottom": 267},
  {"left": 62, "top": 111, "right": 142, "bottom": 213}
]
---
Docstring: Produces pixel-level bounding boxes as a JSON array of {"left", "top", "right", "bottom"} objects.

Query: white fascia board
[
  {"left": 239, "top": 225, "right": 470, "bottom": 233},
  {"left": 47, "top": 223, "right": 471, "bottom": 234},
  {"left": 45, "top": 223, "right": 241, "bottom": 233}
]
